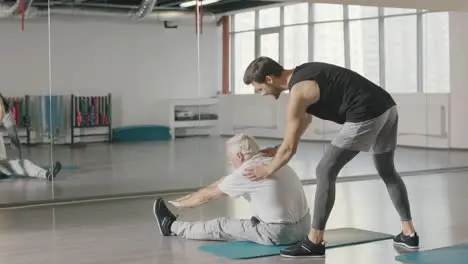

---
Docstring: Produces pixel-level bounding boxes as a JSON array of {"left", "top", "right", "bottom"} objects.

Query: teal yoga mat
[
  {"left": 112, "top": 125, "right": 171, "bottom": 142},
  {"left": 41, "top": 165, "right": 78, "bottom": 171},
  {"left": 396, "top": 243, "right": 468, "bottom": 264},
  {"left": 198, "top": 228, "right": 393, "bottom": 259}
]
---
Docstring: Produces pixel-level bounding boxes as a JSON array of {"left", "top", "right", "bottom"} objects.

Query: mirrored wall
[
  {"left": 0, "top": 10, "right": 55, "bottom": 204},
  {"left": 0, "top": 0, "right": 462, "bottom": 207}
]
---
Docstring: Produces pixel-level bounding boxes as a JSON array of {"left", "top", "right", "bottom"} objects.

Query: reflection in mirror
[
  {"left": 0, "top": 4, "right": 55, "bottom": 205},
  {"left": 40, "top": 0, "right": 223, "bottom": 203}
]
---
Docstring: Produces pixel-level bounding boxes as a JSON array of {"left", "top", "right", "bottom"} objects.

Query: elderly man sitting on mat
[
  {"left": 0, "top": 93, "right": 62, "bottom": 181},
  {"left": 153, "top": 133, "right": 310, "bottom": 246}
]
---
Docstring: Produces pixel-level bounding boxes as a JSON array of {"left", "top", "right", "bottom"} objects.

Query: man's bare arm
[
  {"left": 264, "top": 80, "right": 319, "bottom": 175},
  {"left": 299, "top": 113, "right": 312, "bottom": 137},
  {"left": 170, "top": 177, "right": 226, "bottom": 209},
  {"left": 170, "top": 186, "right": 225, "bottom": 209}
]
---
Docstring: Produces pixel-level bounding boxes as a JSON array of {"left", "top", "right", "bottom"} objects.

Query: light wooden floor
[
  {"left": 0, "top": 136, "right": 467, "bottom": 206},
  {"left": 0, "top": 170, "right": 467, "bottom": 264}
]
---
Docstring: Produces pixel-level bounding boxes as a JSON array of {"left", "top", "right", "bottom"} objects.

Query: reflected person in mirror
[
  {"left": 0, "top": 93, "right": 61, "bottom": 181},
  {"left": 242, "top": 57, "right": 419, "bottom": 258},
  {"left": 153, "top": 133, "right": 310, "bottom": 245}
]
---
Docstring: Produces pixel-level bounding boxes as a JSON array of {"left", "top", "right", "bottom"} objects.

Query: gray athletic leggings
[{"left": 312, "top": 145, "right": 412, "bottom": 230}]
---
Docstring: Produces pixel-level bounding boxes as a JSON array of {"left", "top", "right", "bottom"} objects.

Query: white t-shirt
[{"left": 218, "top": 154, "right": 309, "bottom": 224}]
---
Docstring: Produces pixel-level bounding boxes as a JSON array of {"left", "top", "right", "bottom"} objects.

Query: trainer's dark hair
[{"left": 243, "top": 56, "right": 284, "bottom": 85}]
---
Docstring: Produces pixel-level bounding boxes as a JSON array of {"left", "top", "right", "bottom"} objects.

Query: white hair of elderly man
[{"left": 226, "top": 133, "right": 260, "bottom": 160}]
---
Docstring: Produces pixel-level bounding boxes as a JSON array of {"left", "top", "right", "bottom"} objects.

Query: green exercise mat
[{"left": 198, "top": 228, "right": 393, "bottom": 259}]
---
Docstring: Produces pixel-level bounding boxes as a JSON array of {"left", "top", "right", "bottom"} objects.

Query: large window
[
  {"left": 284, "top": 25, "right": 308, "bottom": 68},
  {"left": 258, "top": 7, "right": 280, "bottom": 29},
  {"left": 233, "top": 31, "right": 255, "bottom": 94},
  {"left": 284, "top": 3, "right": 308, "bottom": 25},
  {"left": 422, "top": 12, "right": 450, "bottom": 93},
  {"left": 349, "top": 19, "right": 380, "bottom": 85},
  {"left": 230, "top": 4, "right": 450, "bottom": 94},
  {"left": 314, "top": 22, "right": 345, "bottom": 66},
  {"left": 348, "top": 5, "right": 378, "bottom": 19},
  {"left": 233, "top": 11, "right": 255, "bottom": 32},
  {"left": 313, "top": 4, "right": 343, "bottom": 21},
  {"left": 258, "top": 32, "right": 280, "bottom": 61},
  {"left": 384, "top": 14, "right": 418, "bottom": 93}
]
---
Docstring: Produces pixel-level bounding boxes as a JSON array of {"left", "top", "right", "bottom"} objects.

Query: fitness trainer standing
[{"left": 242, "top": 57, "right": 419, "bottom": 258}]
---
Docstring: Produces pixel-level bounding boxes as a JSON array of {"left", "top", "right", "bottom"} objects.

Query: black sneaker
[
  {"left": 45, "top": 162, "right": 62, "bottom": 181},
  {"left": 393, "top": 231, "right": 419, "bottom": 249},
  {"left": 153, "top": 198, "right": 177, "bottom": 236},
  {"left": 250, "top": 216, "right": 260, "bottom": 226},
  {"left": 280, "top": 237, "right": 326, "bottom": 258}
]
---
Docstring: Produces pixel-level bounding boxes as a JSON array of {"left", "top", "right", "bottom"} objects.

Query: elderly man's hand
[
  {"left": 259, "top": 147, "right": 278, "bottom": 157},
  {"left": 243, "top": 163, "right": 271, "bottom": 181},
  {"left": 168, "top": 200, "right": 182, "bottom": 208}
]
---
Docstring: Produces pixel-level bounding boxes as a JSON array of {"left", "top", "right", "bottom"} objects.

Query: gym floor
[
  {"left": 0, "top": 170, "right": 467, "bottom": 264},
  {"left": 1, "top": 136, "right": 468, "bottom": 206}
]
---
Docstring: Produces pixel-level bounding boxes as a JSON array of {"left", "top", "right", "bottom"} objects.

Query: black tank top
[{"left": 288, "top": 62, "right": 396, "bottom": 124}]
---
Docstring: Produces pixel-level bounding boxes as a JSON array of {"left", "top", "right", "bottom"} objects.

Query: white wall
[
  {"left": 0, "top": 18, "right": 222, "bottom": 127},
  {"left": 218, "top": 93, "right": 450, "bottom": 149}
]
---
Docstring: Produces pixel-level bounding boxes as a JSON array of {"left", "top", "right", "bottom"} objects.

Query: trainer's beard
[{"left": 265, "top": 86, "right": 281, "bottom": 100}]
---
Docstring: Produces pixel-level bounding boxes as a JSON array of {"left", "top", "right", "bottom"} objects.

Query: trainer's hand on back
[
  {"left": 259, "top": 147, "right": 278, "bottom": 157},
  {"left": 243, "top": 163, "right": 270, "bottom": 181}
]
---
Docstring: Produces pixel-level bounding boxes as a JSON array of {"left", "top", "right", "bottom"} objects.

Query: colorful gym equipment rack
[{"left": 70, "top": 94, "right": 112, "bottom": 145}]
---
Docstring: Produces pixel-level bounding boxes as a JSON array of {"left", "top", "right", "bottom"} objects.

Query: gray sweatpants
[
  {"left": 0, "top": 159, "right": 48, "bottom": 178},
  {"left": 171, "top": 211, "right": 311, "bottom": 246}
]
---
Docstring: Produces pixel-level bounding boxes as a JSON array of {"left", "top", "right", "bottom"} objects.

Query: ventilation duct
[
  {"left": 132, "top": 0, "right": 157, "bottom": 19},
  {"left": 2, "top": 0, "right": 216, "bottom": 23},
  {"left": 40, "top": 8, "right": 216, "bottom": 23},
  {"left": 0, "top": 0, "right": 34, "bottom": 18},
  {"left": 144, "top": 10, "right": 216, "bottom": 22}
]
